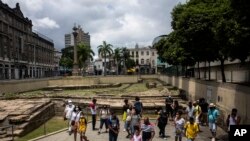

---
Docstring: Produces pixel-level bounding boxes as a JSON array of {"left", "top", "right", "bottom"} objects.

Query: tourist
[
  {"left": 134, "top": 96, "right": 143, "bottom": 117},
  {"left": 174, "top": 110, "right": 185, "bottom": 141},
  {"left": 107, "top": 111, "right": 120, "bottom": 141},
  {"left": 141, "top": 117, "right": 155, "bottom": 141},
  {"left": 98, "top": 105, "right": 109, "bottom": 134},
  {"left": 125, "top": 109, "right": 132, "bottom": 138},
  {"left": 172, "top": 100, "right": 180, "bottom": 119},
  {"left": 185, "top": 101, "right": 194, "bottom": 120},
  {"left": 131, "top": 127, "right": 142, "bottom": 141},
  {"left": 193, "top": 101, "right": 201, "bottom": 131},
  {"left": 165, "top": 96, "right": 173, "bottom": 120},
  {"left": 89, "top": 98, "right": 98, "bottom": 130},
  {"left": 71, "top": 106, "right": 82, "bottom": 141},
  {"left": 184, "top": 117, "right": 199, "bottom": 141},
  {"left": 199, "top": 98, "right": 209, "bottom": 126},
  {"left": 122, "top": 98, "right": 131, "bottom": 132},
  {"left": 64, "top": 99, "right": 75, "bottom": 134},
  {"left": 208, "top": 103, "right": 219, "bottom": 141},
  {"left": 77, "top": 112, "right": 89, "bottom": 141},
  {"left": 156, "top": 109, "right": 168, "bottom": 138},
  {"left": 130, "top": 107, "right": 141, "bottom": 137},
  {"left": 226, "top": 108, "right": 241, "bottom": 134}
]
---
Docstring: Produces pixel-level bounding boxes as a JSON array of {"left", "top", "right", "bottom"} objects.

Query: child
[
  {"left": 77, "top": 112, "right": 89, "bottom": 141},
  {"left": 174, "top": 110, "right": 185, "bottom": 141},
  {"left": 141, "top": 117, "right": 155, "bottom": 141},
  {"left": 131, "top": 127, "right": 142, "bottom": 141},
  {"left": 184, "top": 117, "right": 199, "bottom": 141}
]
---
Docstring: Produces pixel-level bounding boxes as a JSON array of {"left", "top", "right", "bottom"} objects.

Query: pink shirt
[{"left": 132, "top": 134, "right": 142, "bottom": 141}]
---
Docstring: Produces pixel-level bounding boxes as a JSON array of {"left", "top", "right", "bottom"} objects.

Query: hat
[
  {"left": 209, "top": 103, "right": 215, "bottom": 107},
  {"left": 68, "top": 100, "right": 72, "bottom": 103}
]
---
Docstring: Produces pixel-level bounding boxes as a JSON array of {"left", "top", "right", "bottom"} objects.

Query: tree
[
  {"left": 121, "top": 47, "right": 130, "bottom": 75},
  {"left": 77, "top": 43, "right": 95, "bottom": 75},
  {"left": 113, "top": 48, "right": 121, "bottom": 75},
  {"left": 60, "top": 47, "right": 73, "bottom": 72},
  {"left": 98, "top": 41, "right": 113, "bottom": 76}
]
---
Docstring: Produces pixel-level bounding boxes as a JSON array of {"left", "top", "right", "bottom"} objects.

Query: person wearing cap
[
  {"left": 64, "top": 100, "right": 75, "bottom": 134},
  {"left": 208, "top": 103, "right": 219, "bottom": 141}
]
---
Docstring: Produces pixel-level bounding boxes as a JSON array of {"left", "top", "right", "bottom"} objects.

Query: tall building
[
  {"left": 64, "top": 25, "right": 90, "bottom": 48},
  {"left": 0, "top": 2, "right": 55, "bottom": 80}
]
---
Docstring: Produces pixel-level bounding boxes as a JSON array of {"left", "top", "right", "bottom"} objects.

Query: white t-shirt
[
  {"left": 89, "top": 103, "right": 97, "bottom": 115},
  {"left": 71, "top": 111, "right": 81, "bottom": 122},
  {"left": 186, "top": 106, "right": 194, "bottom": 118},
  {"left": 175, "top": 118, "right": 185, "bottom": 131},
  {"left": 133, "top": 134, "right": 142, "bottom": 141},
  {"left": 64, "top": 104, "right": 75, "bottom": 119}
]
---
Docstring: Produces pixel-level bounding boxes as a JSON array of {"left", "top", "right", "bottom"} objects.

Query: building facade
[
  {"left": 0, "top": 2, "right": 54, "bottom": 80},
  {"left": 128, "top": 44, "right": 158, "bottom": 74},
  {"left": 64, "top": 25, "right": 90, "bottom": 48}
]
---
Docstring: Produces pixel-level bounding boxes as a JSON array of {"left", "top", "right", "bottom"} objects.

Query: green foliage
[
  {"left": 77, "top": 43, "right": 95, "bottom": 69},
  {"left": 98, "top": 41, "right": 113, "bottom": 76}
]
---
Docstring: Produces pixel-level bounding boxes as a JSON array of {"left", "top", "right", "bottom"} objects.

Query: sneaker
[{"left": 98, "top": 131, "right": 100, "bottom": 134}]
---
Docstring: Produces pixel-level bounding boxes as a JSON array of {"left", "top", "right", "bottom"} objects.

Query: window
[
  {"left": 152, "top": 60, "right": 155, "bottom": 66},
  {"left": 132, "top": 51, "right": 134, "bottom": 57},
  {"left": 136, "top": 51, "right": 138, "bottom": 57},
  {"left": 147, "top": 51, "right": 149, "bottom": 55},
  {"left": 152, "top": 52, "right": 154, "bottom": 56},
  {"left": 136, "top": 59, "right": 139, "bottom": 65},
  {"left": 146, "top": 59, "right": 149, "bottom": 64},
  {"left": 141, "top": 59, "right": 144, "bottom": 65},
  {"left": 141, "top": 51, "right": 144, "bottom": 56}
]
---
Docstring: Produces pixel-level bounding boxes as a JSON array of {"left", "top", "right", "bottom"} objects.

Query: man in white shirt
[
  {"left": 89, "top": 98, "right": 98, "bottom": 130},
  {"left": 64, "top": 100, "right": 75, "bottom": 133}
]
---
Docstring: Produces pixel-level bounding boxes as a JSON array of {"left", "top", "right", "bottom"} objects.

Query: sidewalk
[{"left": 35, "top": 119, "right": 228, "bottom": 141}]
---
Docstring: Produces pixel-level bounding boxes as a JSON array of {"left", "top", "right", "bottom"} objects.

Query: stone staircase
[{"left": 0, "top": 99, "right": 55, "bottom": 140}]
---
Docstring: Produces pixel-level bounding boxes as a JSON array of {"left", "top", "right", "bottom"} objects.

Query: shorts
[
  {"left": 209, "top": 123, "right": 217, "bottom": 132},
  {"left": 79, "top": 131, "right": 86, "bottom": 136}
]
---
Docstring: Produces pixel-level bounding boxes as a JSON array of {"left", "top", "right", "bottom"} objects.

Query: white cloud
[
  {"left": 33, "top": 17, "right": 60, "bottom": 29},
  {"left": 2, "top": 0, "right": 186, "bottom": 53}
]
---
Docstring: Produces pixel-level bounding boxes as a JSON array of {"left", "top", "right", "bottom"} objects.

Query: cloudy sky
[{"left": 3, "top": 0, "right": 185, "bottom": 56}]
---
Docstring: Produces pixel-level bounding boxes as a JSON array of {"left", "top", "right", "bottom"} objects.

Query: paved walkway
[{"left": 36, "top": 119, "right": 228, "bottom": 141}]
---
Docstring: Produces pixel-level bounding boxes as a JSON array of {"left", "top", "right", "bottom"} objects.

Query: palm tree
[
  {"left": 113, "top": 48, "right": 121, "bottom": 75},
  {"left": 77, "top": 43, "right": 95, "bottom": 75},
  {"left": 98, "top": 41, "right": 113, "bottom": 76},
  {"left": 121, "top": 47, "right": 130, "bottom": 74}
]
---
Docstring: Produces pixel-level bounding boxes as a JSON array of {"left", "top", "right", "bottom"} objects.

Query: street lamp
[{"left": 72, "top": 24, "right": 79, "bottom": 76}]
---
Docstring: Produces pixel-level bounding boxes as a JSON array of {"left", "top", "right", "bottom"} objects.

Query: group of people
[{"left": 63, "top": 96, "right": 241, "bottom": 141}]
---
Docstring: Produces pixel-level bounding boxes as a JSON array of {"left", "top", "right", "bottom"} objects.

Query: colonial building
[
  {"left": 0, "top": 2, "right": 54, "bottom": 80},
  {"left": 128, "top": 44, "right": 158, "bottom": 74}
]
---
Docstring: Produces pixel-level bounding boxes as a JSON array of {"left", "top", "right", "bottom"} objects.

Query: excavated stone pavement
[{"left": 36, "top": 119, "right": 228, "bottom": 141}]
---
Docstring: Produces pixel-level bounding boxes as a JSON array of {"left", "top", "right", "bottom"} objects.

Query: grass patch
[
  {"left": 16, "top": 117, "right": 67, "bottom": 141},
  {"left": 125, "top": 83, "right": 148, "bottom": 93}
]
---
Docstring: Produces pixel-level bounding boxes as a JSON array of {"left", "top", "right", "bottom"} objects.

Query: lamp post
[{"left": 72, "top": 24, "right": 79, "bottom": 76}]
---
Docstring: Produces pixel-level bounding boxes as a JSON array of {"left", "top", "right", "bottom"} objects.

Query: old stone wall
[{"left": 158, "top": 75, "right": 250, "bottom": 124}]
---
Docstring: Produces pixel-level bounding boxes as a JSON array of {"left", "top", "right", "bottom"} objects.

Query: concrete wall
[
  {"left": 99, "top": 75, "right": 138, "bottom": 84},
  {"left": 47, "top": 77, "right": 99, "bottom": 86},
  {"left": 158, "top": 75, "right": 250, "bottom": 124},
  {"left": 0, "top": 79, "right": 48, "bottom": 94}
]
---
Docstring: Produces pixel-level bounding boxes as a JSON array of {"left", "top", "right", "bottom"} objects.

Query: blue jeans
[{"left": 109, "top": 131, "right": 118, "bottom": 141}]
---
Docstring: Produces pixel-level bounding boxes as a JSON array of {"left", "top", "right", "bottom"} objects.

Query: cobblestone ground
[{"left": 36, "top": 119, "right": 228, "bottom": 141}]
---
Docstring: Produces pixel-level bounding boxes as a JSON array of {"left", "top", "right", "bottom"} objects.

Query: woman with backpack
[{"left": 71, "top": 106, "right": 82, "bottom": 141}]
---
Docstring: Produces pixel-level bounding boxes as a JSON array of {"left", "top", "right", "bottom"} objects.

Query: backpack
[{"left": 134, "top": 101, "right": 142, "bottom": 114}]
